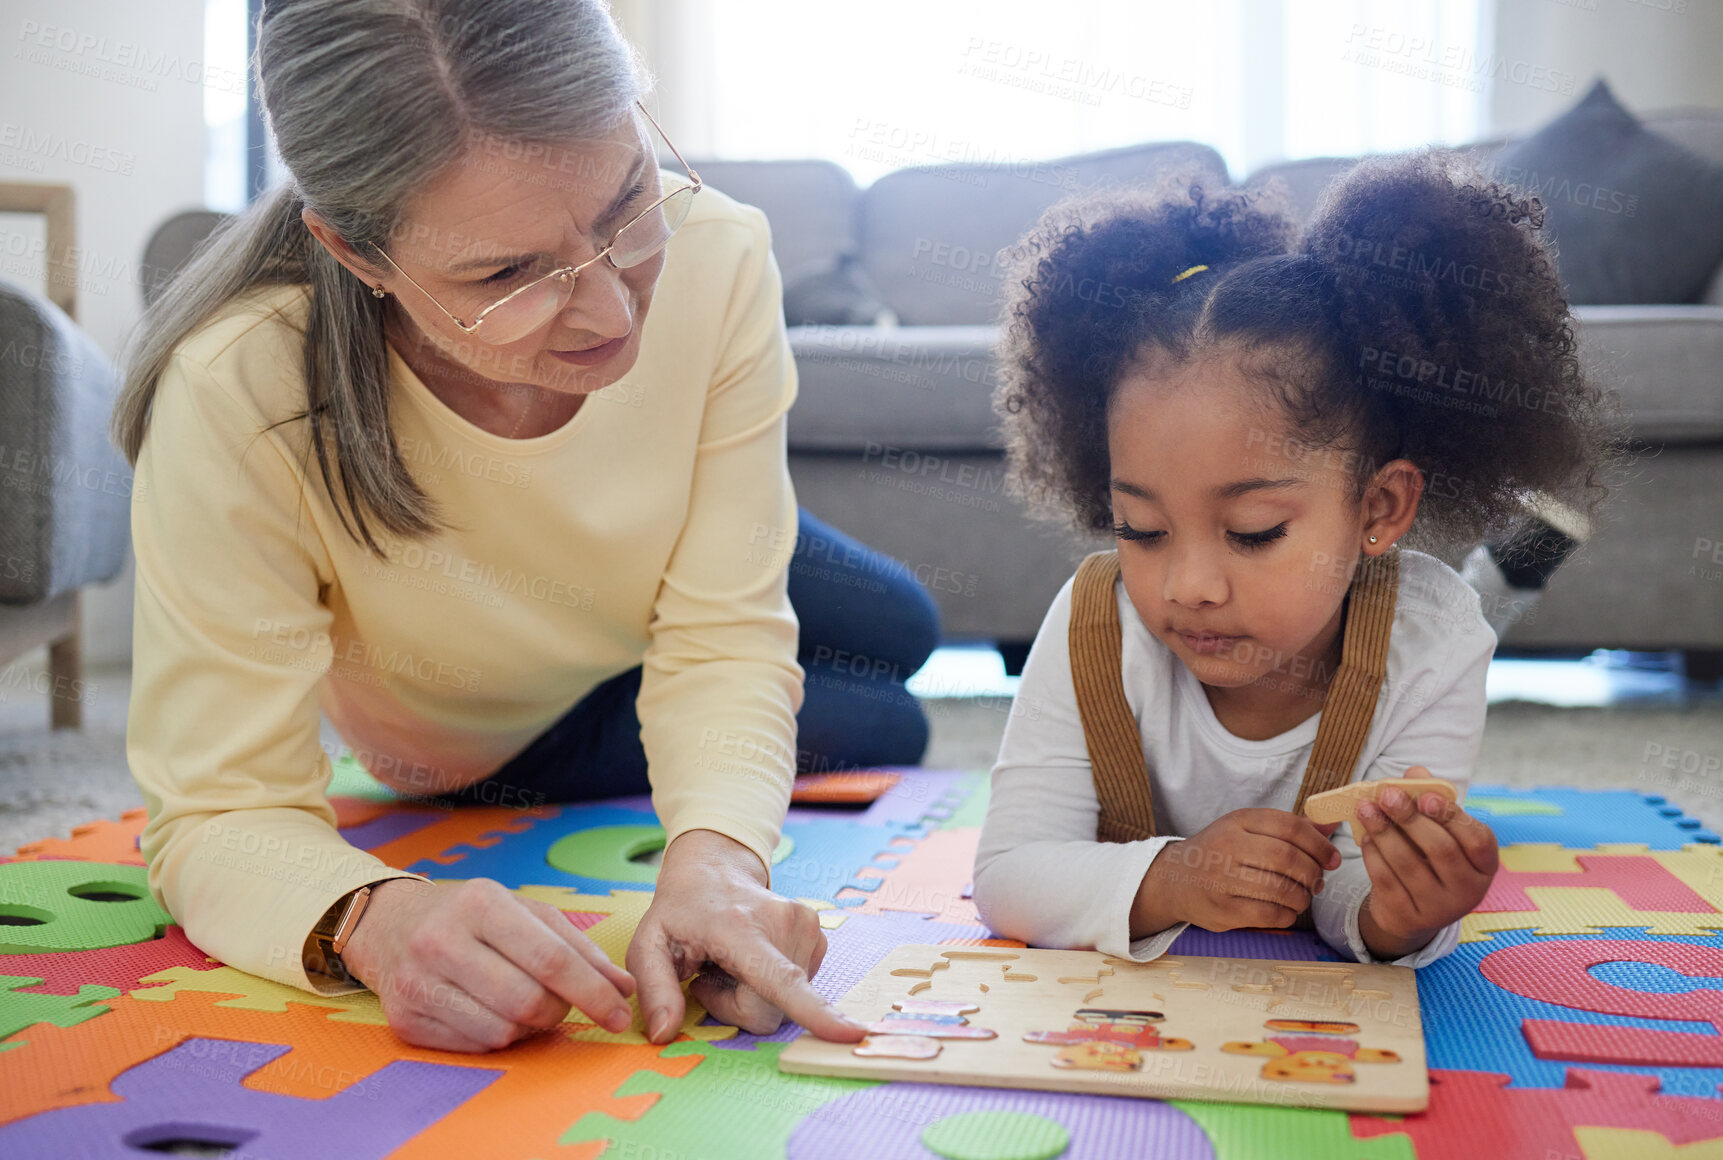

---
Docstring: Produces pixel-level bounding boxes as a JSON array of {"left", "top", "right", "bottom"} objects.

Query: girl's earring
[
  {"left": 372, "top": 285, "right": 386, "bottom": 298},
  {"left": 1368, "top": 535, "right": 1379, "bottom": 545}
]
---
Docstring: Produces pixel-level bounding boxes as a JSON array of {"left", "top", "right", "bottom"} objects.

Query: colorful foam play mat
[{"left": 6, "top": 759, "right": 1723, "bottom": 1158}]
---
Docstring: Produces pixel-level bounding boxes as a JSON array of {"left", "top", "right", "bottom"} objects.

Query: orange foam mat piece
[
  {"left": 12, "top": 810, "right": 148, "bottom": 864},
  {"left": 365, "top": 805, "right": 556, "bottom": 871},
  {"left": 0, "top": 990, "right": 700, "bottom": 1159},
  {"left": 790, "top": 771, "right": 903, "bottom": 805}
]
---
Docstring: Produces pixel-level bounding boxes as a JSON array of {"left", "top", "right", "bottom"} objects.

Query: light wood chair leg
[{"left": 48, "top": 591, "right": 82, "bottom": 730}]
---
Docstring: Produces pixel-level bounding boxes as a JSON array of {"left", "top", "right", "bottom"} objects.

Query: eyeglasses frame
[{"left": 367, "top": 100, "right": 702, "bottom": 340}]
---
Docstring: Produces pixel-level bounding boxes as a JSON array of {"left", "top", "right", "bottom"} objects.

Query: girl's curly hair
[{"left": 993, "top": 149, "right": 1622, "bottom": 552}]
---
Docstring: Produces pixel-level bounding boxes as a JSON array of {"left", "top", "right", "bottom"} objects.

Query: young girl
[{"left": 972, "top": 151, "right": 1616, "bottom": 966}]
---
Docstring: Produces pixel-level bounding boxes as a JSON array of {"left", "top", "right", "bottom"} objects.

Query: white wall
[
  {"left": 1489, "top": 0, "right": 1723, "bottom": 134},
  {"left": 0, "top": 0, "right": 210, "bottom": 666}
]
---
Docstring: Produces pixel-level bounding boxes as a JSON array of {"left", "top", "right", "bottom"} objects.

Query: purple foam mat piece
[
  {"left": 787, "top": 1081, "right": 1216, "bottom": 1159},
  {"left": 1165, "top": 925, "right": 1345, "bottom": 962},
  {"left": 707, "top": 910, "right": 996, "bottom": 1049},
  {"left": 338, "top": 811, "right": 444, "bottom": 851},
  {"left": 0, "top": 1038, "right": 500, "bottom": 1157}
]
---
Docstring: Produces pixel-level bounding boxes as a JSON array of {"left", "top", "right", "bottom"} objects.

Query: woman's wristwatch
[{"left": 306, "top": 884, "right": 374, "bottom": 983}]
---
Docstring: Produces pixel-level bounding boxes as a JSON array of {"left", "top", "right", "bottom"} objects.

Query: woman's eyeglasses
[{"left": 369, "top": 101, "right": 701, "bottom": 346}]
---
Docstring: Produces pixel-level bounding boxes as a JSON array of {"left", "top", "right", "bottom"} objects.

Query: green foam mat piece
[
  {"left": 1, "top": 974, "right": 120, "bottom": 1044},
  {"left": 547, "top": 826, "right": 794, "bottom": 885},
  {"left": 0, "top": 862, "right": 171, "bottom": 953},
  {"left": 325, "top": 751, "right": 401, "bottom": 801},
  {"left": 1169, "top": 1099, "right": 1415, "bottom": 1160},
  {"left": 936, "top": 771, "right": 992, "bottom": 831}
]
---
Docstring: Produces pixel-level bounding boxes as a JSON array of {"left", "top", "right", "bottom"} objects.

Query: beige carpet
[{"left": 3, "top": 659, "right": 1723, "bottom": 853}]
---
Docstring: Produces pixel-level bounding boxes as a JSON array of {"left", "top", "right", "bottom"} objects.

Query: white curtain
[{"left": 625, "top": 0, "right": 1489, "bottom": 184}]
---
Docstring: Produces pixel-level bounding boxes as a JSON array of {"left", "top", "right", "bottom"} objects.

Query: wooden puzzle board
[{"left": 779, "top": 945, "right": 1428, "bottom": 1114}]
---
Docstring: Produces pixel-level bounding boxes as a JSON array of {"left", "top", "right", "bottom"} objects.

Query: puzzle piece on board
[
  {"left": 0, "top": 1037, "right": 499, "bottom": 1157},
  {"left": 1462, "top": 848, "right": 1723, "bottom": 941},
  {"left": 11, "top": 809, "right": 148, "bottom": 864},
  {"left": 367, "top": 804, "right": 556, "bottom": 873},
  {"left": 1349, "top": 1068, "right": 1723, "bottom": 1159},
  {"left": 0, "top": 975, "right": 118, "bottom": 1050},
  {"left": 0, "top": 924, "right": 216, "bottom": 996},
  {"left": 563, "top": 1039, "right": 873, "bottom": 1158},
  {"left": 834, "top": 827, "right": 982, "bottom": 924},
  {"left": 0, "top": 986, "right": 696, "bottom": 1157},
  {"left": 0, "top": 861, "right": 170, "bottom": 953},
  {"left": 1466, "top": 786, "right": 1721, "bottom": 847},
  {"left": 1418, "top": 928, "right": 1723, "bottom": 1092}
]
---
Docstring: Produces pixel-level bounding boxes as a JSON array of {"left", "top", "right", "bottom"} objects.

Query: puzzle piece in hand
[
  {"left": 1462, "top": 847, "right": 1723, "bottom": 941},
  {"left": 1303, "top": 778, "right": 1457, "bottom": 824},
  {"left": 0, "top": 924, "right": 215, "bottom": 995},
  {"left": 0, "top": 861, "right": 170, "bottom": 952},
  {"left": 11, "top": 809, "right": 147, "bottom": 864},
  {"left": 1466, "top": 786, "right": 1720, "bottom": 847},
  {"left": 0, "top": 1037, "right": 498, "bottom": 1157},
  {"left": 1349, "top": 1068, "right": 1723, "bottom": 1159},
  {"left": 833, "top": 827, "right": 982, "bottom": 923},
  {"left": 0, "top": 975, "right": 118, "bottom": 1050}
]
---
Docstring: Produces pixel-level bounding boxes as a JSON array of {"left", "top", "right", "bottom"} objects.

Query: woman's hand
[
  {"left": 1354, "top": 767, "right": 1500, "bottom": 959},
  {"left": 626, "top": 828, "right": 868, "bottom": 1045},
  {"left": 340, "top": 877, "right": 637, "bottom": 1053},
  {"left": 1132, "top": 808, "right": 1342, "bottom": 936}
]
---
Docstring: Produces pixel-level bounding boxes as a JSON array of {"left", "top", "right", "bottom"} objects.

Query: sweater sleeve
[
  {"left": 634, "top": 207, "right": 805, "bottom": 879},
  {"left": 972, "top": 576, "right": 1188, "bottom": 961},
  {"left": 1310, "top": 612, "right": 1496, "bottom": 967},
  {"left": 128, "top": 353, "right": 432, "bottom": 996}
]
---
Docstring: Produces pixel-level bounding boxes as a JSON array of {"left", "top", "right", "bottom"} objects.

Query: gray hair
[{"left": 112, "top": 0, "right": 649, "bottom": 555}]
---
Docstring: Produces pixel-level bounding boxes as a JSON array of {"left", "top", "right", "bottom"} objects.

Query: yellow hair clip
[{"left": 1170, "top": 264, "right": 1210, "bottom": 284}]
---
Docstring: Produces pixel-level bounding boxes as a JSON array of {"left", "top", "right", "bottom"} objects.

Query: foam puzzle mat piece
[
  {"left": 791, "top": 770, "right": 903, "bottom": 805},
  {"left": 0, "top": 861, "right": 170, "bottom": 952},
  {"left": 788, "top": 1081, "right": 1223, "bottom": 1160},
  {"left": 563, "top": 1039, "right": 875, "bottom": 1158},
  {"left": 11, "top": 809, "right": 148, "bottom": 864},
  {"left": 1572, "top": 1124, "right": 1723, "bottom": 1159},
  {"left": 1467, "top": 786, "right": 1721, "bottom": 847},
  {"left": 367, "top": 804, "right": 554, "bottom": 873},
  {"left": 1419, "top": 929, "right": 1723, "bottom": 1092},
  {"left": 0, "top": 974, "right": 118, "bottom": 1047},
  {"left": 1348, "top": 1068, "right": 1723, "bottom": 1158},
  {"left": 0, "top": 924, "right": 215, "bottom": 995},
  {"left": 834, "top": 828, "right": 982, "bottom": 923},
  {"left": 773, "top": 822, "right": 924, "bottom": 905},
  {"left": 1462, "top": 846, "right": 1723, "bottom": 941},
  {"left": 0, "top": 986, "right": 701, "bottom": 1156},
  {"left": 0, "top": 1036, "right": 499, "bottom": 1157},
  {"left": 338, "top": 808, "right": 445, "bottom": 852}
]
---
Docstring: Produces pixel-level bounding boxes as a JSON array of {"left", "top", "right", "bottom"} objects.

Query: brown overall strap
[
  {"left": 1292, "top": 548, "right": 1400, "bottom": 815},
  {"left": 1071, "top": 548, "right": 1401, "bottom": 843},
  {"left": 1069, "top": 551, "right": 1157, "bottom": 843}
]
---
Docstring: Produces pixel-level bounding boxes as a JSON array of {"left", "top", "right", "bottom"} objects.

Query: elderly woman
[{"left": 113, "top": 0, "right": 937, "bottom": 1053}]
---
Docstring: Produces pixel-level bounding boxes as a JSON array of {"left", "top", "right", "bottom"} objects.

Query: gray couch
[
  {"left": 0, "top": 183, "right": 132, "bottom": 727},
  {"left": 694, "top": 108, "right": 1723, "bottom": 664}
]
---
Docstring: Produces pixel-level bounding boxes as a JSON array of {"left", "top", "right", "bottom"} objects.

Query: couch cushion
[
  {"left": 1485, "top": 80, "right": 1723, "bottom": 305},
  {"left": 787, "top": 324, "right": 1001, "bottom": 450},
  {"left": 0, "top": 279, "right": 131, "bottom": 605},
  {"left": 1572, "top": 305, "right": 1723, "bottom": 442},
  {"left": 690, "top": 159, "right": 863, "bottom": 324},
  {"left": 858, "top": 141, "right": 1229, "bottom": 325}
]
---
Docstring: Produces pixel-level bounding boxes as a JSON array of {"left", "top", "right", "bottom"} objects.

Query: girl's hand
[
  {"left": 625, "top": 828, "right": 869, "bottom": 1046},
  {"left": 1134, "top": 808, "right": 1342, "bottom": 936},
  {"left": 1353, "top": 766, "right": 1499, "bottom": 958},
  {"left": 340, "top": 877, "right": 638, "bottom": 1053}
]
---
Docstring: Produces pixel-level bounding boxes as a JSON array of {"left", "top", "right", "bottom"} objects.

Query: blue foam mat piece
[
  {"left": 1419, "top": 928, "right": 1723, "bottom": 1097},
  {"left": 1468, "top": 785, "right": 1721, "bottom": 847}
]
